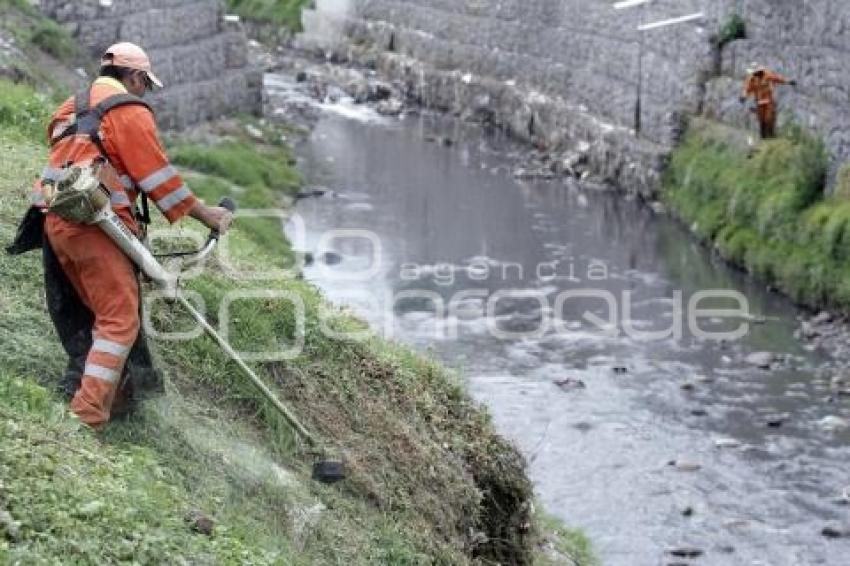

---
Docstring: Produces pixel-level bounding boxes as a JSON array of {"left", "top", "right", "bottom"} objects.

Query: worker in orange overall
[
  {"left": 739, "top": 63, "right": 797, "bottom": 139},
  {"left": 9, "top": 43, "right": 232, "bottom": 428}
]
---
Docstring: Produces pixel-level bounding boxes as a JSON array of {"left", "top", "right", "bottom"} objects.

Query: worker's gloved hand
[
  {"left": 205, "top": 206, "right": 234, "bottom": 234},
  {"left": 189, "top": 202, "right": 234, "bottom": 235},
  {"left": 789, "top": 79, "right": 798, "bottom": 86}
]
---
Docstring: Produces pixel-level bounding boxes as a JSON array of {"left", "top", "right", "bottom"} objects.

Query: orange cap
[{"left": 101, "top": 42, "right": 163, "bottom": 88}]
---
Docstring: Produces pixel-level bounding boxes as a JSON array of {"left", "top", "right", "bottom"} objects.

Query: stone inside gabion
[{"left": 34, "top": 0, "right": 262, "bottom": 129}]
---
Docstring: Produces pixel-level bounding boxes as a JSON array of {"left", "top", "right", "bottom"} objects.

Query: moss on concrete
[{"left": 225, "top": 0, "right": 311, "bottom": 32}]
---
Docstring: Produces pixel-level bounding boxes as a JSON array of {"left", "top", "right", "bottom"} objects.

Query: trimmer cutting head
[
  {"left": 313, "top": 456, "right": 345, "bottom": 484},
  {"left": 95, "top": 193, "right": 345, "bottom": 485},
  {"left": 312, "top": 459, "right": 346, "bottom": 484}
]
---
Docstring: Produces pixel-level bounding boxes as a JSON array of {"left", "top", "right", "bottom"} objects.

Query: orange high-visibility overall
[
  {"left": 37, "top": 77, "right": 198, "bottom": 428},
  {"left": 742, "top": 70, "right": 789, "bottom": 139}
]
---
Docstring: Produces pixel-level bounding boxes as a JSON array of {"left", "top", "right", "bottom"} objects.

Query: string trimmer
[{"left": 46, "top": 164, "right": 345, "bottom": 483}]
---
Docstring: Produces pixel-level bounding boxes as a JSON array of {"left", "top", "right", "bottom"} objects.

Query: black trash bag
[{"left": 6, "top": 206, "right": 45, "bottom": 255}]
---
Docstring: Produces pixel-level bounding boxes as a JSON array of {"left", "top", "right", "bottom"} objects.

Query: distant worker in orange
[
  {"left": 9, "top": 42, "right": 232, "bottom": 429},
  {"left": 739, "top": 63, "right": 797, "bottom": 139}
]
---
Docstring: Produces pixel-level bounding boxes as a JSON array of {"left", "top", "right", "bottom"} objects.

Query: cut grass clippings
[
  {"left": 0, "top": 376, "right": 279, "bottom": 564},
  {"left": 0, "top": 125, "right": 288, "bottom": 564}
]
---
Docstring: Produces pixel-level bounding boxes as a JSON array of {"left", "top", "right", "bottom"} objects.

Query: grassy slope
[
  {"left": 0, "top": 4, "right": 595, "bottom": 561},
  {"left": 661, "top": 118, "right": 850, "bottom": 310},
  {"left": 0, "top": 76, "right": 594, "bottom": 563}
]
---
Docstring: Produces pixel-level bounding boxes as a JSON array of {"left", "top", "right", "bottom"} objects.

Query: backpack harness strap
[{"left": 51, "top": 90, "right": 155, "bottom": 225}]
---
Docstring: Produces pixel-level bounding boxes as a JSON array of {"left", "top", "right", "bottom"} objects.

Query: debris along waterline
[{"left": 272, "top": 72, "right": 850, "bottom": 565}]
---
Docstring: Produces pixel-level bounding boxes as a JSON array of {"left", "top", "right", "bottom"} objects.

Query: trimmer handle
[
  {"left": 208, "top": 197, "right": 237, "bottom": 243},
  {"left": 219, "top": 196, "right": 237, "bottom": 213}
]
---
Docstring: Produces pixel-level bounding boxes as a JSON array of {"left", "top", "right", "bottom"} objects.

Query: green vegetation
[
  {"left": 535, "top": 512, "right": 598, "bottom": 566},
  {"left": 225, "top": 0, "right": 311, "bottom": 31},
  {"left": 149, "top": 134, "right": 534, "bottom": 563},
  {"left": 0, "top": 123, "right": 283, "bottom": 563},
  {"left": 0, "top": 78, "right": 51, "bottom": 141},
  {"left": 833, "top": 162, "right": 850, "bottom": 201},
  {"left": 0, "top": 376, "right": 277, "bottom": 563},
  {"left": 661, "top": 118, "right": 850, "bottom": 309},
  {"left": 717, "top": 12, "right": 746, "bottom": 48},
  {"left": 170, "top": 140, "right": 301, "bottom": 195},
  {"left": 0, "top": 71, "right": 591, "bottom": 561},
  {"left": 28, "top": 19, "right": 78, "bottom": 62}
]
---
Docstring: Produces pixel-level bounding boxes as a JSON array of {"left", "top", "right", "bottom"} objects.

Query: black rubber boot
[
  {"left": 44, "top": 239, "right": 93, "bottom": 399},
  {"left": 109, "top": 373, "right": 137, "bottom": 420},
  {"left": 58, "top": 357, "right": 85, "bottom": 401}
]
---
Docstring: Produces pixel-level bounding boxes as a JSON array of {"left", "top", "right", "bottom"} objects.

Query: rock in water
[
  {"left": 745, "top": 351, "right": 776, "bottom": 369},
  {"left": 801, "top": 321, "right": 820, "bottom": 339},
  {"left": 294, "top": 188, "right": 328, "bottom": 201},
  {"left": 821, "top": 524, "right": 847, "bottom": 538},
  {"left": 369, "top": 82, "right": 393, "bottom": 102},
  {"left": 714, "top": 437, "right": 742, "bottom": 449},
  {"left": 553, "top": 377, "right": 586, "bottom": 391},
  {"left": 835, "top": 487, "right": 850, "bottom": 506},
  {"left": 321, "top": 251, "right": 343, "bottom": 265},
  {"left": 668, "top": 547, "right": 704, "bottom": 558},
  {"left": 812, "top": 311, "right": 834, "bottom": 325},
  {"left": 830, "top": 376, "right": 850, "bottom": 396},
  {"left": 649, "top": 201, "right": 666, "bottom": 214},
  {"left": 668, "top": 460, "right": 701, "bottom": 472},
  {"left": 818, "top": 415, "right": 849, "bottom": 432},
  {"left": 376, "top": 99, "right": 403, "bottom": 116}
]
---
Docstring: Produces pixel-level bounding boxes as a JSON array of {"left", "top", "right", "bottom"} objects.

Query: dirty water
[{"left": 268, "top": 73, "right": 850, "bottom": 566}]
